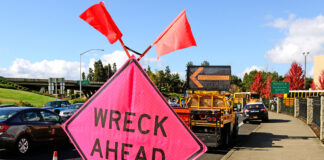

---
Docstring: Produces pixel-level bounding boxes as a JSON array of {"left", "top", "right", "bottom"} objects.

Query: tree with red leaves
[
  {"left": 263, "top": 76, "right": 273, "bottom": 98},
  {"left": 284, "top": 62, "right": 304, "bottom": 90},
  {"left": 250, "top": 73, "right": 264, "bottom": 96},
  {"left": 318, "top": 70, "right": 324, "bottom": 90},
  {"left": 310, "top": 81, "right": 316, "bottom": 90}
]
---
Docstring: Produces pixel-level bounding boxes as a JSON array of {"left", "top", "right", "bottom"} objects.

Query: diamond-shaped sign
[{"left": 63, "top": 56, "right": 206, "bottom": 160}]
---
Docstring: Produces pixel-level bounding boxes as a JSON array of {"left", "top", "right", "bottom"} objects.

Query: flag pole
[
  {"left": 119, "top": 39, "right": 131, "bottom": 58},
  {"left": 137, "top": 44, "right": 153, "bottom": 61}
]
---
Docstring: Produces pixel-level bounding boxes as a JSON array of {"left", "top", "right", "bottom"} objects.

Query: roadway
[{"left": 0, "top": 114, "right": 260, "bottom": 160}]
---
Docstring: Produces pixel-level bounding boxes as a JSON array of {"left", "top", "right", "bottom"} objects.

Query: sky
[{"left": 1, "top": 0, "right": 324, "bottom": 80}]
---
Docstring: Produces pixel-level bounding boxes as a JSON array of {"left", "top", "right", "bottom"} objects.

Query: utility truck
[{"left": 172, "top": 66, "right": 239, "bottom": 147}]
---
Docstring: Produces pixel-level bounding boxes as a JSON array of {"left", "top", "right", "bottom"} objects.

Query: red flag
[
  {"left": 80, "top": 2, "right": 122, "bottom": 44},
  {"left": 153, "top": 10, "right": 196, "bottom": 59}
]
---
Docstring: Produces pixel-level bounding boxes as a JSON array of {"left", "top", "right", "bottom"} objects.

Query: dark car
[
  {"left": 43, "top": 100, "right": 71, "bottom": 114},
  {"left": 0, "top": 104, "right": 17, "bottom": 108},
  {"left": 243, "top": 102, "right": 269, "bottom": 123},
  {"left": 0, "top": 107, "right": 68, "bottom": 154}
]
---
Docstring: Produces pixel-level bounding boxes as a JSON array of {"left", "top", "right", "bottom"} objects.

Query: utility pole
[
  {"left": 80, "top": 49, "right": 104, "bottom": 98},
  {"left": 302, "top": 52, "right": 310, "bottom": 89}
]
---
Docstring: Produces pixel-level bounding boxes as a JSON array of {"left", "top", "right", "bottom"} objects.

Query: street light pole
[
  {"left": 302, "top": 52, "right": 310, "bottom": 89},
  {"left": 80, "top": 49, "right": 104, "bottom": 98}
]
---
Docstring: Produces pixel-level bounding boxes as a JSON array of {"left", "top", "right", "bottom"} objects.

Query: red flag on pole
[
  {"left": 80, "top": 2, "right": 122, "bottom": 44},
  {"left": 153, "top": 10, "right": 196, "bottom": 59}
]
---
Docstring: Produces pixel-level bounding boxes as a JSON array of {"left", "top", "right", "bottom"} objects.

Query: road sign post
[{"left": 63, "top": 56, "right": 207, "bottom": 160}]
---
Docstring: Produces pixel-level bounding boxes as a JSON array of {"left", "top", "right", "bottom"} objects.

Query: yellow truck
[{"left": 173, "top": 91, "right": 239, "bottom": 147}]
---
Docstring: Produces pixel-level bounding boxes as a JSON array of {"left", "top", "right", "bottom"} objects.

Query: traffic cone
[{"left": 53, "top": 151, "right": 58, "bottom": 160}]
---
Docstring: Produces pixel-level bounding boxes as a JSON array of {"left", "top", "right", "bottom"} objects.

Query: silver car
[{"left": 59, "top": 103, "right": 83, "bottom": 119}]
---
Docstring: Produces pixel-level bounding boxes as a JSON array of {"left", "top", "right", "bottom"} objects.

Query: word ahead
[
  {"left": 187, "top": 66, "right": 231, "bottom": 90},
  {"left": 63, "top": 56, "right": 206, "bottom": 160}
]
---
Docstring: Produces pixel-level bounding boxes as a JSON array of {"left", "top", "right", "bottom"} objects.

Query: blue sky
[{"left": 1, "top": 0, "right": 324, "bottom": 80}]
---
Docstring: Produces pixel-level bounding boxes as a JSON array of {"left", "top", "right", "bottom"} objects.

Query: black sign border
[
  {"left": 187, "top": 65, "right": 231, "bottom": 91},
  {"left": 65, "top": 58, "right": 205, "bottom": 160}
]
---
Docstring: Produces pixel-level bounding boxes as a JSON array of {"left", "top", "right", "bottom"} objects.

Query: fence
[
  {"left": 313, "top": 97, "right": 321, "bottom": 129},
  {"left": 262, "top": 98, "right": 276, "bottom": 111},
  {"left": 299, "top": 98, "right": 307, "bottom": 120},
  {"left": 280, "top": 98, "right": 294, "bottom": 115}
]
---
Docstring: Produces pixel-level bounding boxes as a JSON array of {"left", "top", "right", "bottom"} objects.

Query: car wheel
[
  {"left": 54, "top": 110, "right": 60, "bottom": 114},
  {"left": 262, "top": 117, "right": 269, "bottom": 122},
  {"left": 16, "top": 136, "right": 31, "bottom": 155},
  {"left": 243, "top": 119, "right": 248, "bottom": 124}
]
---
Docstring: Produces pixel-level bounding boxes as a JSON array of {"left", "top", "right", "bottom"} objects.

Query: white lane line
[{"left": 238, "top": 122, "right": 244, "bottom": 127}]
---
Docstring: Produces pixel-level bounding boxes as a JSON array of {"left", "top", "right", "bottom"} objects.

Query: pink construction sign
[{"left": 62, "top": 56, "right": 207, "bottom": 160}]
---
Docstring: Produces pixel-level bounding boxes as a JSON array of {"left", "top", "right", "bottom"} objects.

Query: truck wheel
[
  {"left": 220, "top": 125, "right": 230, "bottom": 148},
  {"left": 16, "top": 136, "right": 31, "bottom": 155}
]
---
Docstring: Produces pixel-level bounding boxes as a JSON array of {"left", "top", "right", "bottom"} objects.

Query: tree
[
  {"left": 311, "top": 81, "right": 316, "bottom": 90},
  {"left": 201, "top": 61, "right": 210, "bottom": 66},
  {"left": 250, "top": 73, "right": 264, "bottom": 96},
  {"left": 87, "top": 68, "right": 94, "bottom": 81},
  {"left": 242, "top": 70, "right": 259, "bottom": 91},
  {"left": 263, "top": 76, "right": 272, "bottom": 98},
  {"left": 82, "top": 72, "right": 86, "bottom": 80},
  {"left": 284, "top": 62, "right": 304, "bottom": 90},
  {"left": 112, "top": 63, "right": 117, "bottom": 75},
  {"left": 318, "top": 70, "right": 324, "bottom": 90},
  {"left": 305, "top": 77, "right": 313, "bottom": 90},
  {"left": 94, "top": 60, "right": 106, "bottom": 82}
]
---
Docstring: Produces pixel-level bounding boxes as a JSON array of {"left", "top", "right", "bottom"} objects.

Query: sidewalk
[{"left": 223, "top": 112, "right": 324, "bottom": 160}]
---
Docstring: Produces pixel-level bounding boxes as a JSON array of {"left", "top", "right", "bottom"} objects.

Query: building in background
[{"left": 313, "top": 55, "right": 324, "bottom": 88}]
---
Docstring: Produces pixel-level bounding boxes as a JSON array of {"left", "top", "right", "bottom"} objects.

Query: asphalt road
[{"left": 0, "top": 114, "right": 260, "bottom": 160}]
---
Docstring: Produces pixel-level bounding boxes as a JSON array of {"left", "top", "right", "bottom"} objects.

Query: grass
[{"left": 0, "top": 88, "right": 58, "bottom": 107}]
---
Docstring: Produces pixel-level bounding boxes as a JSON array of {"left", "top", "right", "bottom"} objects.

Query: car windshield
[
  {"left": 71, "top": 104, "right": 82, "bottom": 109},
  {"left": 245, "top": 104, "right": 265, "bottom": 109},
  {"left": 45, "top": 101, "right": 70, "bottom": 107},
  {"left": 0, "top": 110, "right": 17, "bottom": 121}
]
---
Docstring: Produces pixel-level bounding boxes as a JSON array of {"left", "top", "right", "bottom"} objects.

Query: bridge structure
[{"left": 4, "top": 77, "right": 105, "bottom": 97}]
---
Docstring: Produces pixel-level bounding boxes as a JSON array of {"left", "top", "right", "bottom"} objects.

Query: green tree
[
  {"left": 112, "top": 63, "right": 117, "bottom": 75},
  {"left": 201, "top": 60, "right": 210, "bottom": 66},
  {"left": 82, "top": 72, "right": 86, "bottom": 80},
  {"left": 305, "top": 77, "right": 313, "bottom": 90},
  {"left": 94, "top": 60, "right": 105, "bottom": 82},
  {"left": 87, "top": 68, "right": 94, "bottom": 81}
]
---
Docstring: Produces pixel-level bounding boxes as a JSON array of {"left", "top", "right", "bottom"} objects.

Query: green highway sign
[
  {"left": 271, "top": 82, "right": 289, "bottom": 94},
  {"left": 77, "top": 80, "right": 90, "bottom": 85}
]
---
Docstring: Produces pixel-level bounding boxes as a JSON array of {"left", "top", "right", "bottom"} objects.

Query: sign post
[{"left": 63, "top": 56, "right": 207, "bottom": 160}]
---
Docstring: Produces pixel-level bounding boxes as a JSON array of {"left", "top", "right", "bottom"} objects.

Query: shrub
[
  {"left": 14, "top": 100, "right": 34, "bottom": 107},
  {"left": 70, "top": 98, "right": 87, "bottom": 104}
]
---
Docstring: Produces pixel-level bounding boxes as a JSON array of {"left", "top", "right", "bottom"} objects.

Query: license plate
[{"left": 253, "top": 116, "right": 258, "bottom": 119}]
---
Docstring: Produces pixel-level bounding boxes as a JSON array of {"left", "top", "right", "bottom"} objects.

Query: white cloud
[
  {"left": 0, "top": 50, "right": 160, "bottom": 80},
  {"left": 99, "top": 50, "right": 160, "bottom": 70},
  {"left": 266, "top": 14, "right": 324, "bottom": 64},
  {"left": 0, "top": 59, "right": 84, "bottom": 80},
  {"left": 238, "top": 65, "right": 263, "bottom": 78}
]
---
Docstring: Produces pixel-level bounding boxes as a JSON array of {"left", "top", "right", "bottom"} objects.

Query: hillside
[{"left": 0, "top": 88, "right": 57, "bottom": 107}]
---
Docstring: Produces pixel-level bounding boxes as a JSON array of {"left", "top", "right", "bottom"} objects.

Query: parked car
[
  {"left": 0, "top": 104, "right": 17, "bottom": 108},
  {"left": 0, "top": 107, "right": 68, "bottom": 154},
  {"left": 59, "top": 103, "right": 84, "bottom": 119},
  {"left": 243, "top": 102, "right": 269, "bottom": 123},
  {"left": 43, "top": 100, "right": 71, "bottom": 114}
]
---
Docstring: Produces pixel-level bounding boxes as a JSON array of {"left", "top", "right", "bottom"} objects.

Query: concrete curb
[{"left": 220, "top": 124, "right": 261, "bottom": 160}]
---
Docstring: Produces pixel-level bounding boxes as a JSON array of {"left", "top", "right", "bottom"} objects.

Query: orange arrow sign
[{"left": 190, "top": 67, "right": 230, "bottom": 88}]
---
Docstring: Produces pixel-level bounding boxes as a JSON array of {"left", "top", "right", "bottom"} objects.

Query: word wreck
[{"left": 94, "top": 108, "right": 168, "bottom": 137}]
